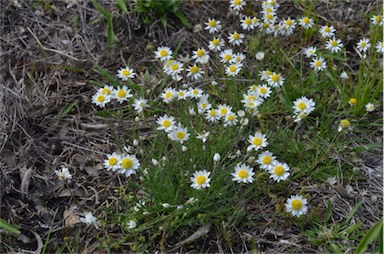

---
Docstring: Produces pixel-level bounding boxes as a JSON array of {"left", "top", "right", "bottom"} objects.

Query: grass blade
[
  {"left": 0, "top": 218, "right": 21, "bottom": 234},
  {"left": 325, "top": 199, "right": 332, "bottom": 225},
  {"left": 58, "top": 102, "right": 76, "bottom": 117},
  {"left": 90, "top": 0, "right": 112, "bottom": 19},
  {"left": 116, "top": 0, "right": 128, "bottom": 14},
  {"left": 355, "top": 218, "right": 383, "bottom": 254},
  {"left": 107, "top": 16, "right": 116, "bottom": 47}
]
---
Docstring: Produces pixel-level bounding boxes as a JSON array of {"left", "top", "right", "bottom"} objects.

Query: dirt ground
[{"left": 0, "top": 0, "right": 382, "bottom": 253}]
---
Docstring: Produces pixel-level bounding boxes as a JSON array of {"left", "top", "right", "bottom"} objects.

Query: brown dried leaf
[{"left": 63, "top": 208, "right": 80, "bottom": 227}]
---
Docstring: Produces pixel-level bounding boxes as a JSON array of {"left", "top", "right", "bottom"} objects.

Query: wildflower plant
[{"left": 86, "top": 1, "right": 382, "bottom": 252}]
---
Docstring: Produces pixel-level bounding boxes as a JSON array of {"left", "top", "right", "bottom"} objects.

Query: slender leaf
[
  {"left": 173, "top": 10, "right": 191, "bottom": 28},
  {"left": 94, "top": 64, "right": 119, "bottom": 87},
  {"left": 345, "top": 200, "right": 363, "bottom": 225},
  {"left": 344, "top": 222, "right": 362, "bottom": 234},
  {"left": 0, "top": 218, "right": 21, "bottom": 234},
  {"left": 90, "top": 0, "right": 112, "bottom": 19},
  {"left": 325, "top": 199, "right": 332, "bottom": 226},
  {"left": 58, "top": 102, "right": 77, "bottom": 117},
  {"left": 355, "top": 218, "right": 383, "bottom": 254},
  {"left": 353, "top": 143, "right": 383, "bottom": 152},
  {"left": 107, "top": 16, "right": 116, "bottom": 47},
  {"left": 159, "top": 15, "right": 167, "bottom": 30},
  {"left": 116, "top": 0, "right": 128, "bottom": 14}
]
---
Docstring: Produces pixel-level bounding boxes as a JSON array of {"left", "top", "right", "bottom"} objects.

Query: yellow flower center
[
  {"left": 121, "top": 158, "right": 133, "bottom": 169},
  {"left": 171, "top": 63, "right": 180, "bottom": 71},
  {"left": 201, "top": 103, "right": 207, "bottom": 108},
  {"left": 176, "top": 131, "right": 186, "bottom": 139},
  {"left": 265, "top": 7, "right": 273, "bottom": 13},
  {"left": 340, "top": 119, "right": 351, "bottom": 129},
  {"left": 96, "top": 95, "right": 105, "bottom": 102},
  {"left": 212, "top": 39, "right": 220, "bottom": 46},
  {"left": 209, "top": 110, "right": 216, "bottom": 116},
  {"left": 101, "top": 88, "right": 111, "bottom": 95},
  {"left": 227, "top": 115, "right": 235, "bottom": 121},
  {"left": 178, "top": 91, "right": 185, "bottom": 97},
  {"left": 262, "top": 156, "right": 272, "bottom": 165},
  {"left": 245, "top": 18, "right": 252, "bottom": 25},
  {"left": 349, "top": 98, "right": 357, "bottom": 105},
  {"left": 117, "top": 90, "right": 127, "bottom": 98},
  {"left": 224, "top": 54, "right": 232, "bottom": 61},
  {"left": 229, "top": 66, "right": 237, "bottom": 73},
  {"left": 233, "top": 0, "right": 241, "bottom": 5},
  {"left": 238, "top": 169, "right": 249, "bottom": 179},
  {"left": 265, "top": 70, "right": 272, "bottom": 76},
  {"left": 375, "top": 15, "right": 382, "bottom": 21},
  {"left": 297, "top": 102, "right": 307, "bottom": 110},
  {"left": 196, "top": 49, "right": 205, "bottom": 57},
  {"left": 252, "top": 137, "right": 262, "bottom": 146},
  {"left": 208, "top": 20, "right": 217, "bottom": 27},
  {"left": 232, "top": 33, "right": 240, "bottom": 40},
  {"left": 190, "top": 66, "right": 199, "bottom": 74},
  {"left": 266, "top": 13, "right": 274, "bottom": 20},
  {"left": 331, "top": 40, "right": 338, "bottom": 47},
  {"left": 292, "top": 199, "right": 303, "bottom": 211},
  {"left": 315, "top": 60, "right": 322, "bottom": 67},
  {"left": 271, "top": 74, "right": 280, "bottom": 82},
  {"left": 324, "top": 26, "right": 331, "bottom": 33},
  {"left": 108, "top": 157, "right": 118, "bottom": 166},
  {"left": 162, "top": 120, "right": 171, "bottom": 128},
  {"left": 259, "top": 87, "right": 267, "bottom": 94},
  {"left": 302, "top": 17, "right": 309, "bottom": 24},
  {"left": 196, "top": 175, "right": 206, "bottom": 185},
  {"left": 285, "top": 19, "right": 293, "bottom": 26},
  {"left": 263, "top": 23, "right": 270, "bottom": 29},
  {"left": 219, "top": 108, "right": 228, "bottom": 115},
  {"left": 360, "top": 41, "right": 366, "bottom": 47},
  {"left": 165, "top": 91, "right": 173, "bottom": 99},
  {"left": 122, "top": 69, "right": 130, "bottom": 76},
  {"left": 274, "top": 165, "right": 285, "bottom": 176},
  {"left": 192, "top": 90, "right": 199, "bottom": 95},
  {"left": 159, "top": 49, "right": 168, "bottom": 57},
  {"left": 247, "top": 95, "right": 256, "bottom": 100},
  {"left": 248, "top": 102, "right": 255, "bottom": 107}
]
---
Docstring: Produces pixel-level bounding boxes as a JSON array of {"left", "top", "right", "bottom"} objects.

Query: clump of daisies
[{"left": 103, "top": 148, "right": 140, "bottom": 177}]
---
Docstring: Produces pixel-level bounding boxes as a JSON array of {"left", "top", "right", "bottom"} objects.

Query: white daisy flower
[
  {"left": 310, "top": 57, "right": 327, "bottom": 72},
  {"left": 241, "top": 16, "right": 255, "bottom": 31},
  {"left": 114, "top": 85, "right": 133, "bottom": 103},
  {"left": 225, "top": 63, "right": 242, "bottom": 77},
  {"left": 55, "top": 167, "right": 72, "bottom": 182},
  {"left": 356, "top": 38, "right": 371, "bottom": 53},
  {"left": 319, "top": 25, "right": 335, "bottom": 38},
  {"left": 192, "top": 48, "right": 210, "bottom": 64},
  {"left": 340, "top": 71, "right": 349, "bottom": 80},
  {"left": 80, "top": 212, "right": 98, "bottom": 229},
  {"left": 117, "top": 66, "right": 135, "bottom": 81},
  {"left": 285, "top": 195, "right": 308, "bottom": 217},
  {"left": 268, "top": 161, "right": 290, "bottom": 182},
  {"left": 99, "top": 85, "right": 114, "bottom": 96},
  {"left": 176, "top": 89, "right": 188, "bottom": 100},
  {"left": 197, "top": 94, "right": 212, "bottom": 112},
  {"left": 247, "top": 132, "right": 268, "bottom": 152},
  {"left": 267, "top": 72, "right": 284, "bottom": 87},
  {"left": 92, "top": 91, "right": 111, "bottom": 108},
  {"left": 263, "top": 12, "right": 277, "bottom": 24},
  {"left": 229, "top": 0, "right": 246, "bottom": 12},
  {"left": 325, "top": 37, "right": 343, "bottom": 53},
  {"left": 103, "top": 152, "right": 121, "bottom": 172},
  {"left": 188, "top": 87, "right": 203, "bottom": 99},
  {"left": 257, "top": 85, "right": 272, "bottom": 99},
  {"left": 161, "top": 87, "right": 177, "bottom": 103},
  {"left": 255, "top": 51, "right": 265, "bottom": 60},
  {"left": 154, "top": 46, "right": 173, "bottom": 61},
  {"left": 217, "top": 104, "right": 232, "bottom": 117},
  {"left": 132, "top": 97, "right": 148, "bottom": 114},
  {"left": 231, "top": 163, "right": 255, "bottom": 183},
  {"left": 169, "top": 125, "right": 190, "bottom": 144},
  {"left": 257, "top": 150, "right": 276, "bottom": 171},
  {"left": 303, "top": 46, "right": 317, "bottom": 58},
  {"left": 205, "top": 109, "right": 220, "bottom": 123},
  {"left": 371, "top": 15, "right": 383, "bottom": 26},
  {"left": 375, "top": 41, "right": 384, "bottom": 53},
  {"left": 118, "top": 154, "right": 140, "bottom": 177},
  {"left": 224, "top": 112, "right": 238, "bottom": 127},
  {"left": 298, "top": 16, "right": 313, "bottom": 29},
  {"left": 204, "top": 18, "right": 221, "bottom": 33},
  {"left": 156, "top": 114, "right": 176, "bottom": 133},
  {"left": 365, "top": 102, "right": 375, "bottom": 112},
  {"left": 259, "top": 69, "right": 273, "bottom": 81},
  {"left": 196, "top": 131, "right": 209, "bottom": 143},
  {"left": 164, "top": 60, "right": 183, "bottom": 76},
  {"left": 220, "top": 49, "right": 234, "bottom": 64},
  {"left": 208, "top": 37, "right": 225, "bottom": 52},
  {"left": 232, "top": 52, "right": 246, "bottom": 64},
  {"left": 292, "top": 96, "right": 315, "bottom": 114},
  {"left": 338, "top": 119, "right": 352, "bottom": 132},
  {"left": 228, "top": 31, "right": 245, "bottom": 46},
  {"left": 190, "top": 170, "right": 211, "bottom": 190},
  {"left": 187, "top": 65, "right": 204, "bottom": 81}
]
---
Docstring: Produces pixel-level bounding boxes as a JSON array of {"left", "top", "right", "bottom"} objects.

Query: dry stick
[
  {"left": 26, "top": 27, "right": 81, "bottom": 62},
  {"left": 61, "top": 140, "right": 106, "bottom": 155}
]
